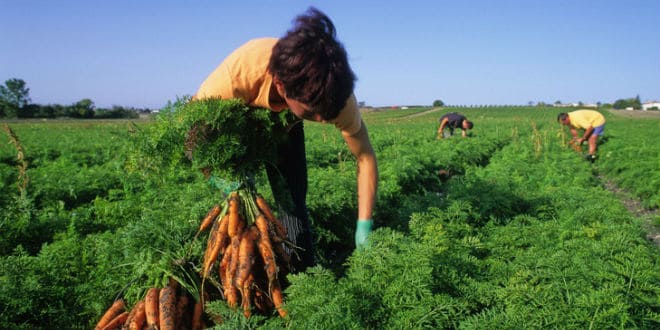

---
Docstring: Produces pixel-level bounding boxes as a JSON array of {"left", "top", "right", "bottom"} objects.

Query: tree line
[{"left": 0, "top": 78, "right": 152, "bottom": 119}]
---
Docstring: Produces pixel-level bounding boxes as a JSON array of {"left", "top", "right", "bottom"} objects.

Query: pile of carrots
[
  {"left": 569, "top": 139, "right": 582, "bottom": 152},
  {"left": 94, "top": 189, "right": 291, "bottom": 328},
  {"left": 198, "top": 190, "right": 290, "bottom": 319},
  {"left": 94, "top": 281, "right": 205, "bottom": 330}
]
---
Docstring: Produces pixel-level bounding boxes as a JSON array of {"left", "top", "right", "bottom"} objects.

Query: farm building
[{"left": 642, "top": 101, "right": 660, "bottom": 111}]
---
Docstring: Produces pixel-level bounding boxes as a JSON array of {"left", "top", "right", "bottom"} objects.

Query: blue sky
[{"left": 2, "top": 1, "right": 659, "bottom": 109}]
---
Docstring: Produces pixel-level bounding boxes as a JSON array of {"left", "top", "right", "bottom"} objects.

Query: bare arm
[
  {"left": 437, "top": 118, "right": 448, "bottom": 137},
  {"left": 343, "top": 120, "right": 378, "bottom": 220},
  {"left": 580, "top": 126, "right": 594, "bottom": 143}
]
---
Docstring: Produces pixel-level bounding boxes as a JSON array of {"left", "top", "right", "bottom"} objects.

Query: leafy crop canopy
[{"left": 138, "top": 97, "right": 297, "bottom": 182}]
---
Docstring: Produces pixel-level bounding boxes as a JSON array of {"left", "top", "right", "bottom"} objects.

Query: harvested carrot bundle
[{"left": 194, "top": 187, "right": 292, "bottom": 320}]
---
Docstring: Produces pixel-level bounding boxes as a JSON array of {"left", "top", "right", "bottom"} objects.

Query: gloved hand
[
  {"left": 208, "top": 175, "right": 241, "bottom": 195},
  {"left": 355, "top": 219, "right": 373, "bottom": 249}
]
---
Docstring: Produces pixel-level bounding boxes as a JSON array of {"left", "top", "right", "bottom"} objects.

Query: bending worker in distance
[
  {"left": 557, "top": 109, "right": 606, "bottom": 162},
  {"left": 437, "top": 112, "right": 473, "bottom": 139}
]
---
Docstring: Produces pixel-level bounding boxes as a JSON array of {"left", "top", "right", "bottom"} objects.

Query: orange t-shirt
[{"left": 194, "top": 38, "right": 362, "bottom": 136}]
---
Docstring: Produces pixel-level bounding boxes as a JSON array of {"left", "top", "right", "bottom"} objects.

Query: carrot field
[{"left": 1, "top": 106, "right": 659, "bottom": 329}]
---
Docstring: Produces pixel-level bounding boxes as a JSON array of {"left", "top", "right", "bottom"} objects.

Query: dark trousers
[{"left": 265, "top": 120, "right": 315, "bottom": 272}]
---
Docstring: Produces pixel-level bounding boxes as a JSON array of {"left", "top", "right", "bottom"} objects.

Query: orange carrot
[
  {"left": 144, "top": 288, "right": 160, "bottom": 329},
  {"left": 202, "top": 213, "right": 229, "bottom": 276},
  {"left": 220, "top": 242, "right": 234, "bottom": 297},
  {"left": 217, "top": 212, "right": 230, "bottom": 254},
  {"left": 225, "top": 240, "right": 240, "bottom": 309},
  {"left": 270, "top": 280, "right": 288, "bottom": 318},
  {"left": 202, "top": 214, "right": 222, "bottom": 269},
  {"left": 191, "top": 298, "right": 204, "bottom": 330},
  {"left": 101, "top": 311, "right": 128, "bottom": 330},
  {"left": 241, "top": 273, "right": 255, "bottom": 318},
  {"left": 159, "top": 286, "right": 177, "bottom": 330},
  {"left": 227, "top": 194, "right": 241, "bottom": 239},
  {"left": 255, "top": 216, "right": 278, "bottom": 288},
  {"left": 128, "top": 300, "right": 146, "bottom": 330},
  {"left": 95, "top": 299, "right": 126, "bottom": 330},
  {"left": 236, "top": 227, "right": 258, "bottom": 305},
  {"left": 198, "top": 204, "right": 221, "bottom": 233},
  {"left": 235, "top": 227, "right": 258, "bottom": 287},
  {"left": 256, "top": 195, "right": 287, "bottom": 238}
]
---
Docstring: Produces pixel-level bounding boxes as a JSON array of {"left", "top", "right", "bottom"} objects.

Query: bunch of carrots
[
  {"left": 197, "top": 189, "right": 291, "bottom": 319},
  {"left": 94, "top": 188, "right": 292, "bottom": 328},
  {"left": 569, "top": 139, "right": 583, "bottom": 152},
  {"left": 94, "top": 280, "right": 205, "bottom": 330}
]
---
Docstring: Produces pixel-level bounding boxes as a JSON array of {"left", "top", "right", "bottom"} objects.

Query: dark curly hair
[
  {"left": 268, "top": 7, "right": 356, "bottom": 121},
  {"left": 557, "top": 112, "right": 568, "bottom": 122}
]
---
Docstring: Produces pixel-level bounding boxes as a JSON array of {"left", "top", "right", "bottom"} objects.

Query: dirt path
[
  {"left": 606, "top": 109, "right": 660, "bottom": 119},
  {"left": 405, "top": 107, "right": 444, "bottom": 118},
  {"left": 599, "top": 175, "right": 660, "bottom": 247}
]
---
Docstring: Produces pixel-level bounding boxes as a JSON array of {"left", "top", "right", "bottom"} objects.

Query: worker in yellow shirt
[
  {"left": 557, "top": 109, "right": 606, "bottom": 162},
  {"left": 193, "top": 7, "right": 378, "bottom": 272}
]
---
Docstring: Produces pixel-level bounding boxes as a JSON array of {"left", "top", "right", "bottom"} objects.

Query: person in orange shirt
[
  {"left": 194, "top": 7, "right": 378, "bottom": 272},
  {"left": 557, "top": 109, "right": 606, "bottom": 162}
]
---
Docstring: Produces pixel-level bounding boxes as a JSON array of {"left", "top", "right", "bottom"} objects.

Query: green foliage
[
  {"left": 613, "top": 95, "right": 642, "bottom": 110},
  {"left": 0, "top": 78, "right": 31, "bottom": 117},
  {"left": 132, "top": 97, "right": 296, "bottom": 183},
  {"left": 1, "top": 106, "right": 659, "bottom": 328},
  {"left": 597, "top": 116, "right": 660, "bottom": 208}
]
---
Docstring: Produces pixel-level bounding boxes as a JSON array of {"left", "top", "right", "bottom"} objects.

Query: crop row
[{"left": 0, "top": 107, "right": 658, "bottom": 328}]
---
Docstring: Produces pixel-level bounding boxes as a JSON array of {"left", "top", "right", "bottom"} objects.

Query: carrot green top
[
  {"left": 568, "top": 109, "right": 606, "bottom": 129},
  {"left": 194, "top": 38, "right": 362, "bottom": 136}
]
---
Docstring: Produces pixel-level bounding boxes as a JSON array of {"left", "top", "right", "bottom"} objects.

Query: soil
[{"left": 599, "top": 175, "right": 660, "bottom": 247}]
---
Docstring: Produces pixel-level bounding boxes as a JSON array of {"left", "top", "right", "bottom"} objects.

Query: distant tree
[
  {"left": 613, "top": 96, "right": 642, "bottom": 110},
  {"left": 555, "top": 100, "right": 562, "bottom": 105},
  {"left": 432, "top": 99, "right": 445, "bottom": 107},
  {"left": 94, "top": 105, "right": 139, "bottom": 119},
  {"left": 634, "top": 95, "right": 642, "bottom": 108},
  {"left": 69, "top": 98, "right": 95, "bottom": 118},
  {"left": 0, "top": 99, "right": 11, "bottom": 117},
  {"left": 0, "top": 78, "right": 31, "bottom": 118},
  {"left": 0, "top": 78, "right": 31, "bottom": 108}
]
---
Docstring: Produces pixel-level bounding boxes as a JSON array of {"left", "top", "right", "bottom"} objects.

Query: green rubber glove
[
  {"left": 355, "top": 219, "right": 373, "bottom": 249},
  {"left": 208, "top": 175, "right": 241, "bottom": 195}
]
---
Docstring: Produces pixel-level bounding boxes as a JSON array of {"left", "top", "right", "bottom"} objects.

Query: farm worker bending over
[
  {"left": 557, "top": 109, "right": 606, "bottom": 162},
  {"left": 437, "top": 112, "right": 473, "bottom": 139},
  {"left": 193, "top": 7, "right": 378, "bottom": 272}
]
